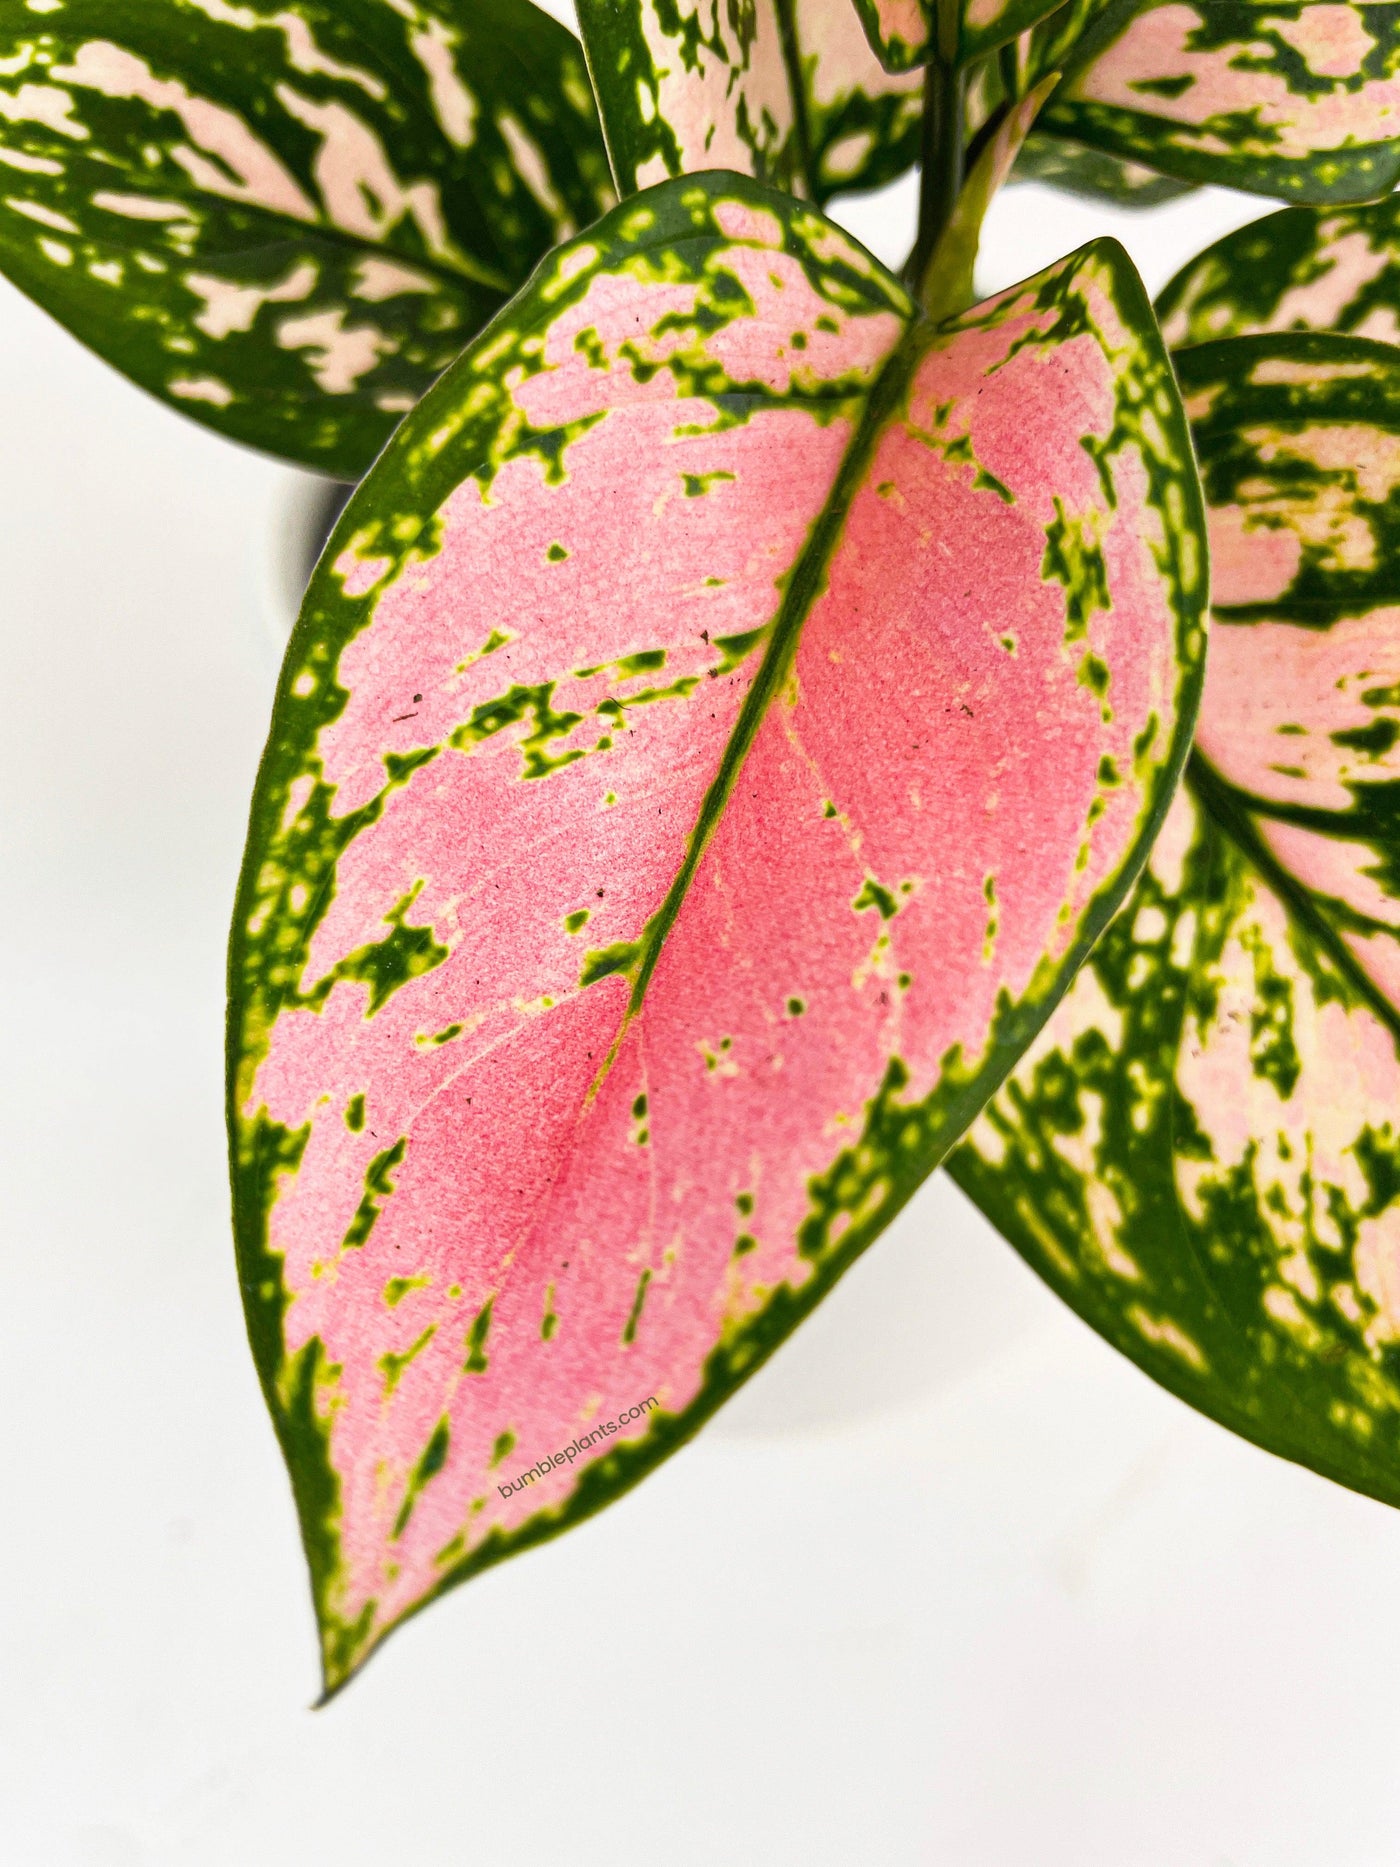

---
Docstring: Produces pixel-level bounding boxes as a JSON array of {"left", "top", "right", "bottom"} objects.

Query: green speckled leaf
[
  {"left": 1013, "top": 127, "right": 1195, "bottom": 206},
  {"left": 0, "top": 0, "right": 613, "bottom": 475},
  {"left": 576, "top": 0, "right": 922, "bottom": 202},
  {"left": 849, "top": 0, "right": 1067, "bottom": 76},
  {"left": 794, "top": 0, "right": 923, "bottom": 199},
  {"left": 951, "top": 331, "right": 1400, "bottom": 1510},
  {"left": 1040, "top": 1, "right": 1400, "bottom": 206},
  {"left": 1158, "top": 195, "right": 1400, "bottom": 349}
]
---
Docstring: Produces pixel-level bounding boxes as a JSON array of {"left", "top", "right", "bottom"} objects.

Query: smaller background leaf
[
  {"left": 1012, "top": 129, "right": 1195, "bottom": 207},
  {"left": 0, "top": 0, "right": 614, "bottom": 476},
  {"left": 576, "top": 0, "right": 926, "bottom": 204},
  {"left": 792, "top": 0, "right": 924, "bottom": 201},
  {"left": 1039, "top": 1, "right": 1400, "bottom": 206},
  {"left": 577, "top": 0, "right": 803, "bottom": 196},
  {"left": 950, "top": 331, "right": 1400, "bottom": 1515},
  {"left": 1158, "top": 195, "right": 1400, "bottom": 349},
  {"left": 850, "top": 0, "right": 1069, "bottom": 74}
]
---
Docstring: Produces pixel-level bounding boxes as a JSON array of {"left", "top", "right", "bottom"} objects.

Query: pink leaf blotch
[{"left": 228, "top": 172, "right": 1206, "bottom": 1692}]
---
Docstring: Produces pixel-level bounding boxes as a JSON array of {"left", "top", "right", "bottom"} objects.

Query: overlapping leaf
[
  {"left": 0, "top": 0, "right": 614, "bottom": 475},
  {"left": 920, "top": 72, "right": 1058, "bottom": 317},
  {"left": 967, "top": 20, "right": 1197, "bottom": 208},
  {"left": 228, "top": 171, "right": 1205, "bottom": 1690},
  {"left": 1159, "top": 195, "right": 1400, "bottom": 348},
  {"left": 1014, "top": 129, "right": 1194, "bottom": 206},
  {"left": 951, "top": 332, "right": 1400, "bottom": 1508},
  {"left": 850, "top": 0, "right": 1066, "bottom": 76},
  {"left": 795, "top": 0, "right": 925, "bottom": 197},
  {"left": 1040, "top": 1, "right": 1400, "bottom": 205},
  {"left": 576, "top": 0, "right": 923, "bottom": 202}
]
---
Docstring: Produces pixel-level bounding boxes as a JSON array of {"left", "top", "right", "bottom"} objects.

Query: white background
[{"left": 3, "top": 49, "right": 1399, "bottom": 1866}]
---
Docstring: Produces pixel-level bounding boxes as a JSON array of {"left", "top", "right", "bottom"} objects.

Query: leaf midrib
[{"left": 578, "top": 313, "right": 928, "bottom": 1108}]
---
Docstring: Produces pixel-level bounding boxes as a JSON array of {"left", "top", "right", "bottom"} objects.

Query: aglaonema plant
[{"left": 4, "top": 0, "right": 1400, "bottom": 1696}]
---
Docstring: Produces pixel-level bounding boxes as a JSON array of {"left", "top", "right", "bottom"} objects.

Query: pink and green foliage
[
  {"left": 8, "top": 0, "right": 1400, "bottom": 1703},
  {"left": 848, "top": 0, "right": 1065, "bottom": 76},
  {"left": 951, "top": 330, "right": 1400, "bottom": 1501},
  {"left": 575, "top": 0, "right": 924, "bottom": 201},
  {"left": 795, "top": 0, "right": 926, "bottom": 196},
  {"left": 228, "top": 174, "right": 1205, "bottom": 1688},
  {"left": 0, "top": 0, "right": 614, "bottom": 475},
  {"left": 1038, "top": 2, "right": 1400, "bottom": 204},
  {"left": 1157, "top": 193, "right": 1400, "bottom": 348}
]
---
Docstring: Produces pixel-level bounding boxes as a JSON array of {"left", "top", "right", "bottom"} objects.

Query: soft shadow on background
[{"left": 8, "top": 70, "right": 1400, "bottom": 1866}]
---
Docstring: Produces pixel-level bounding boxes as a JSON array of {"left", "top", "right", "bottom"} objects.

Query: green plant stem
[
  {"left": 907, "top": 53, "right": 966, "bottom": 308},
  {"left": 997, "top": 28, "right": 1032, "bottom": 104}
]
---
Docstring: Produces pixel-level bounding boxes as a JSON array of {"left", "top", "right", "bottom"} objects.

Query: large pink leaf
[
  {"left": 950, "top": 333, "right": 1400, "bottom": 1513},
  {"left": 228, "top": 172, "right": 1206, "bottom": 1691}
]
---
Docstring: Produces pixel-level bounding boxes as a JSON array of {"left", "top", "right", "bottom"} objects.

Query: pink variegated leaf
[
  {"left": 576, "top": 0, "right": 923, "bottom": 201},
  {"left": 951, "top": 334, "right": 1400, "bottom": 1513},
  {"left": 228, "top": 172, "right": 1206, "bottom": 1692},
  {"left": 1157, "top": 195, "right": 1400, "bottom": 349},
  {"left": 850, "top": 0, "right": 1068, "bottom": 75},
  {"left": 849, "top": 0, "right": 932, "bottom": 72},
  {"left": 794, "top": 0, "right": 925, "bottom": 198},
  {"left": 576, "top": 0, "right": 803, "bottom": 195},
  {"left": 0, "top": 0, "right": 614, "bottom": 477},
  {"left": 1040, "top": 1, "right": 1400, "bottom": 205}
]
